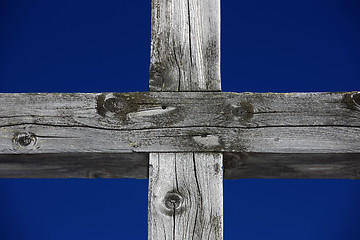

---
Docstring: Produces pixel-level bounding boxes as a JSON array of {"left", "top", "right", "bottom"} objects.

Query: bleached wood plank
[
  {"left": 1, "top": 92, "right": 358, "bottom": 130},
  {"left": 1, "top": 92, "right": 358, "bottom": 179},
  {"left": 148, "top": 153, "right": 223, "bottom": 239},
  {"left": 149, "top": 0, "right": 221, "bottom": 91},
  {"left": 1, "top": 125, "right": 359, "bottom": 153},
  {"left": 148, "top": 0, "right": 223, "bottom": 237},
  {"left": 0, "top": 92, "right": 359, "bottom": 154}
]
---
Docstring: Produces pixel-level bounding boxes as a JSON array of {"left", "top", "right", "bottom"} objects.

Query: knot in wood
[
  {"left": 232, "top": 106, "right": 247, "bottom": 116},
  {"left": 232, "top": 102, "right": 254, "bottom": 120},
  {"left": 103, "top": 97, "right": 127, "bottom": 113},
  {"left": 164, "top": 192, "right": 182, "bottom": 210},
  {"left": 14, "top": 132, "right": 37, "bottom": 148}
]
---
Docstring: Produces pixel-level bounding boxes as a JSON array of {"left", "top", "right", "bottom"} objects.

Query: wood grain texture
[
  {"left": 0, "top": 92, "right": 359, "bottom": 154},
  {"left": 148, "top": 153, "right": 223, "bottom": 239},
  {"left": 1, "top": 152, "right": 358, "bottom": 179},
  {"left": 0, "top": 153, "right": 148, "bottom": 178},
  {"left": 149, "top": 1, "right": 222, "bottom": 236},
  {"left": 224, "top": 153, "right": 360, "bottom": 179},
  {"left": 149, "top": 0, "right": 221, "bottom": 91}
]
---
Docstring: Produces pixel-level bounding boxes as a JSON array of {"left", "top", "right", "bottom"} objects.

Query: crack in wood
[{"left": 148, "top": 153, "right": 223, "bottom": 239}]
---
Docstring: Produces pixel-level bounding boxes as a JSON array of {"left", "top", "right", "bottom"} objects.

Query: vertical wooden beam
[
  {"left": 149, "top": 0, "right": 221, "bottom": 91},
  {"left": 148, "top": 153, "right": 223, "bottom": 239},
  {"left": 148, "top": 0, "right": 223, "bottom": 238}
]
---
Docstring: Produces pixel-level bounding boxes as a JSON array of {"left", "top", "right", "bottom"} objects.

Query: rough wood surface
[
  {"left": 149, "top": 0, "right": 221, "bottom": 91},
  {"left": 0, "top": 152, "right": 358, "bottom": 179},
  {"left": 0, "top": 153, "right": 148, "bottom": 178},
  {"left": 148, "top": 153, "right": 223, "bottom": 239},
  {"left": 224, "top": 153, "right": 360, "bottom": 179},
  {"left": 148, "top": 1, "right": 223, "bottom": 237},
  {"left": 0, "top": 92, "right": 359, "bottom": 154}
]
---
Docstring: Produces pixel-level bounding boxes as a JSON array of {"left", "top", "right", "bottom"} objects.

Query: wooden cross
[{"left": 1, "top": 0, "right": 359, "bottom": 239}]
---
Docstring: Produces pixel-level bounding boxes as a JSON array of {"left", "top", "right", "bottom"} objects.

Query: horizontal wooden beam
[
  {"left": 0, "top": 91, "right": 359, "bottom": 179},
  {"left": 0, "top": 153, "right": 149, "bottom": 178},
  {"left": 0, "top": 152, "right": 359, "bottom": 179},
  {"left": 224, "top": 153, "right": 360, "bottom": 179},
  {"left": 1, "top": 92, "right": 359, "bottom": 154}
]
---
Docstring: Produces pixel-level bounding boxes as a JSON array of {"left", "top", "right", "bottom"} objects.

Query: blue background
[{"left": 1, "top": 0, "right": 360, "bottom": 239}]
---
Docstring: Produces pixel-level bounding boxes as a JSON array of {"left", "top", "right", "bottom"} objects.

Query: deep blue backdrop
[{"left": 1, "top": 0, "right": 360, "bottom": 239}]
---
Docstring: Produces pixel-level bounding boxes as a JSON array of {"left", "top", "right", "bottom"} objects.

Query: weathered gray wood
[
  {"left": 0, "top": 152, "right": 358, "bottom": 179},
  {"left": 148, "top": 0, "right": 223, "bottom": 237},
  {"left": 2, "top": 125, "right": 359, "bottom": 153},
  {"left": 224, "top": 153, "right": 360, "bottom": 179},
  {"left": 2, "top": 0, "right": 356, "bottom": 238},
  {"left": 148, "top": 153, "right": 223, "bottom": 239},
  {"left": 1, "top": 92, "right": 358, "bottom": 129},
  {"left": 0, "top": 92, "right": 359, "bottom": 154},
  {"left": 0, "top": 153, "right": 148, "bottom": 178},
  {"left": 2, "top": 92, "right": 358, "bottom": 179},
  {"left": 149, "top": 0, "right": 221, "bottom": 91}
]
